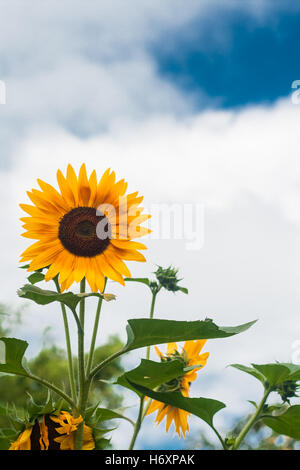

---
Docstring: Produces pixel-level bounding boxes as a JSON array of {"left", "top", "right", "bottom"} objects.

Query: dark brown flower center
[{"left": 58, "top": 206, "right": 111, "bottom": 257}]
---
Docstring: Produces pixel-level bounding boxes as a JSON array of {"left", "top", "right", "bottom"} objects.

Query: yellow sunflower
[
  {"left": 50, "top": 411, "right": 94, "bottom": 450},
  {"left": 9, "top": 412, "right": 94, "bottom": 451},
  {"left": 20, "top": 164, "right": 151, "bottom": 292},
  {"left": 147, "top": 340, "right": 209, "bottom": 437},
  {"left": 9, "top": 427, "right": 33, "bottom": 450}
]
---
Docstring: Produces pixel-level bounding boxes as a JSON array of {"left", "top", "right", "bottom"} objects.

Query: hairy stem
[
  {"left": 54, "top": 277, "right": 77, "bottom": 404},
  {"left": 85, "top": 278, "right": 107, "bottom": 377},
  {"left": 26, "top": 372, "right": 76, "bottom": 411},
  {"left": 129, "top": 287, "right": 160, "bottom": 450},
  {"left": 128, "top": 396, "right": 145, "bottom": 450},
  {"left": 89, "top": 347, "right": 128, "bottom": 379},
  {"left": 74, "top": 278, "right": 86, "bottom": 450},
  {"left": 233, "top": 388, "right": 271, "bottom": 450}
]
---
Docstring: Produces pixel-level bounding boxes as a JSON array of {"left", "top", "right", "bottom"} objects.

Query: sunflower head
[
  {"left": 9, "top": 411, "right": 94, "bottom": 451},
  {"left": 147, "top": 340, "right": 209, "bottom": 437},
  {"left": 20, "top": 164, "right": 151, "bottom": 292}
]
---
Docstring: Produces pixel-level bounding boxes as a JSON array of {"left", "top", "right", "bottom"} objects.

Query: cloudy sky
[{"left": 1, "top": 0, "right": 300, "bottom": 449}]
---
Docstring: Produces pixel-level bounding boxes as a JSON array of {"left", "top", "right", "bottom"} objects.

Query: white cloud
[{"left": 1, "top": 0, "right": 300, "bottom": 450}]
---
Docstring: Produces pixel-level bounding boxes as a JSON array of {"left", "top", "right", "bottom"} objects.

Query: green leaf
[
  {"left": 19, "top": 264, "right": 30, "bottom": 270},
  {"left": 117, "top": 358, "right": 225, "bottom": 428},
  {"left": 252, "top": 364, "right": 293, "bottom": 387},
  {"left": 178, "top": 286, "right": 188, "bottom": 295},
  {"left": 27, "top": 272, "right": 45, "bottom": 285},
  {"left": 117, "top": 359, "right": 186, "bottom": 395},
  {"left": 0, "top": 338, "right": 30, "bottom": 376},
  {"left": 231, "top": 362, "right": 300, "bottom": 389},
  {"left": 0, "top": 429, "right": 19, "bottom": 450},
  {"left": 94, "top": 408, "right": 134, "bottom": 426},
  {"left": 131, "top": 382, "right": 225, "bottom": 428},
  {"left": 263, "top": 405, "right": 300, "bottom": 439},
  {"left": 125, "top": 318, "right": 257, "bottom": 352},
  {"left": 230, "top": 364, "right": 266, "bottom": 385},
  {"left": 124, "top": 277, "right": 151, "bottom": 287},
  {"left": 17, "top": 284, "right": 113, "bottom": 311}
]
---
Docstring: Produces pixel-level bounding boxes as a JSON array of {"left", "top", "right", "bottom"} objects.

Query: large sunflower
[
  {"left": 147, "top": 340, "right": 209, "bottom": 437},
  {"left": 20, "top": 164, "right": 151, "bottom": 292}
]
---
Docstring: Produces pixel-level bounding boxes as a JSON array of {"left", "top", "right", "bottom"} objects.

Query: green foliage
[
  {"left": 263, "top": 406, "right": 300, "bottom": 440},
  {"left": 117, "top": 358, "right": 225, "bottom": 429},
  {"left": 0, "top": 338, "right": 29, "bottom": 376},
  {"left": 0, "top": 337, "right": 124, "bottom": 411},
  {"left": 231, "top": 362, "right": 300, "bottom": 389},
  {"left": 117, "top": 358, "right": 186, "bottom": 395},
  {"left": 125, "top": 318, "right": 257, "bottom": 352},
  {"left": 17, "top": 284, "right": 115, "bottom": 311}
]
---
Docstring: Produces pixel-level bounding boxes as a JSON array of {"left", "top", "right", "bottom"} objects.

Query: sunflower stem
[
  {"left": 26, "top": 372, "right": 77, "bottom": 411},
  {"left": 128, "top": 396, "right": 145, "bottom": 451},
  {"left": 232, "top": 387, "right": 271, "bottom": 450},
  {"left": 85, "top": 278, "right": 107, "bottom": 377},
  {"left": 146, "top": 290, "right": 158, "bottom": 360},
  {"left": 53, "top": 277, "right": 77, "bottom": 404},
  {"left": 129, "top": 288, "right": 159, "bottom": 450},
  {"left": 74, "top": 278, "right": 86, "bottom": 450}
]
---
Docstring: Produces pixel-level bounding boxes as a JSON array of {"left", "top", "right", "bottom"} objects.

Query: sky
[{"left": 1, "top": 0, "right": 300, "bottom": 450}]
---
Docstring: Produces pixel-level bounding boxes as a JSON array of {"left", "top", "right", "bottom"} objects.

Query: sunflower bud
[
  {"left": 154, "top": 266, "right": 187, "bottom": 293},
  {"left": 275, "top": 380, "right": 299, "bottom": 404}
]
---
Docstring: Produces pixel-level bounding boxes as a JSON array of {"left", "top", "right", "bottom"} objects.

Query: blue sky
[
  {"left": 1, "top": 0, "right": 300, "bottom": 450},
  {"left": 154, "top": 5, "right": 300, "bottom": 108}
]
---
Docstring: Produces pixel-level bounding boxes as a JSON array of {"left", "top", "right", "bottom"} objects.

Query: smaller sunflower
[
  {"left": 147, "top": 340, "right": 209, "bottom": 437},
  {"left": 9, "top": 411, "right": 94, "bottom": 451}
]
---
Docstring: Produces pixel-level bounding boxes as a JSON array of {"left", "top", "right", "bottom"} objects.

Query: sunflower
[
  {"left": 146, "top": 340, "right": 209, "bottom": 437},
  {"left": 20, "top": 164, "right": 151, "bottom": 292},
  {"left": 9, "top": 427, "right": 33, "bottom": 450},
  {"left": 9, "top": 411, "right": 94, "bottom": 450}
]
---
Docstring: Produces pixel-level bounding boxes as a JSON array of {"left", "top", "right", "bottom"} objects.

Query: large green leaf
[
  {"left": 17, "top": 284, "right": 115, "bottom": 311},
  {"left": 125, "top": 318, "right": 256, "bottom": 352},
  {"left": 131, "top": 382, "right": 225, "bottom": 427},
  {"left": 263, "top": 405, "right": 300, "bottom": 439},
  {"left": 251, "top": 364, "right": 291, "bottom": 387},
  {"left": 118, "top": 358, "right": 225, "bottom": 427},
  {"left": 0, "top": 338, "right": 29, "bottom": 376},
  {"left": 117, "top": 359, "right": 186, "bottom": 395}
]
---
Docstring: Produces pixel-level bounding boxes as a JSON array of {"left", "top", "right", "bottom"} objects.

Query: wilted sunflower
[
  {"left": 147, "top": 340, "right": 209, "bottom": 437},
  {"left": 9, "top": 411, "right": 94, "bottom": 451},
  {"left": 20, "top": 164, "right": 151, "bottom": 292}
]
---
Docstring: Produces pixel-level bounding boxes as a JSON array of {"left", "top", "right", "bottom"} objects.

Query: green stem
[
  {"left": 74, "top": 278, "right": 86, "bottom": 450},
  {"left": 146, "top": 291, "right": 158, "bottom": 360},
  {"left": 89, "top": 347, "right": 128, "bottom": 379},
  {"left": 128, "top": 396, "right": 145, "bottom": 450},
  {"left": 85, "top": 278, "right": 107, "bottom": 377},
  {"left": 130, "top": 287, "right": 160, "bottom": 450},
  {"left": 211, "top": 425, "right": 228, "bottom": 450},
  {"left": 27, "top": 372, "right": 77, "bottom": 411},
  {"left": 233, "top": 388, "right": 271, "bottom": 450},
  {"left": 54, "top": 278, "right": 77, "bottom": 404}
]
